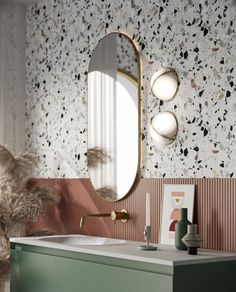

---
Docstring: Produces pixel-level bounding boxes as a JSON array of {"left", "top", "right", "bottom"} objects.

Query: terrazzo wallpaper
[{"left": 25, "top": 0, "right": 236, "bottom": 178}]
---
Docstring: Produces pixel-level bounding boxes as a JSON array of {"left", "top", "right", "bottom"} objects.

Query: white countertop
[{"left": 10, "top": 234, "right": 236, "bottom": 267}]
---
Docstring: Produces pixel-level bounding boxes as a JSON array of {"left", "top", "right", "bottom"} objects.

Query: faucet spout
[
  {"left": 80, "top": 216, "right": 86, "bottom": 228},
  {"left": 80, "top": 209, "right": 129, "bottom": 228},
  {"left": 80, "top": 213, "right": 111, "bottom": 228}
]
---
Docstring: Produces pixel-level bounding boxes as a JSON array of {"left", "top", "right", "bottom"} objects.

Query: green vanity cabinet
[
  {"left": 10, "top": 243, "right": 236, "bottom": 292},
  {"left": 11, "top": 244, "right": 173, "bottom": 292}
]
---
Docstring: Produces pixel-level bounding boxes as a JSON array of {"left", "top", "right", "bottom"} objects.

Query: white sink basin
[{"left": 39, "top": 235, "right": 126, "bottom": 246}]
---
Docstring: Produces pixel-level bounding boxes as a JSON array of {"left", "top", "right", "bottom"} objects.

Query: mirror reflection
[{"left": 88, "top": 33, "right": 140, "bottom": 202}]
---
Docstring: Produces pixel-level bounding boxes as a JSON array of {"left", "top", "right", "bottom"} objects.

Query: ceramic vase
[
  {"left": 175, "top": 208, "right": 191, "bottom": 250},
  {"left": 182, "top": 224, "right": 203, "bottom": 255}
]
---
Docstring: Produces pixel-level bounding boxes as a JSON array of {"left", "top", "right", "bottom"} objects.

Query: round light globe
[
  {"left": 150, "top": 69, "right": 178, "bottom": 101},
  {"left": 150, "top": 112, "right": 178, "bottom": 145}
]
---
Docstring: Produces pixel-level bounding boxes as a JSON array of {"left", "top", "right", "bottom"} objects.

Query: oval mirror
[{"left": 88, "top": 33, "right": 140, "bottom": 202}]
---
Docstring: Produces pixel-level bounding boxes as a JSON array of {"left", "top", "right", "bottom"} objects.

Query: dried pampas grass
[
  {"left": 0, "top": 237, "right": 10, "bottom": 262},
  {"left": 0, "top": 261, "right": 9, "bottom": 284},
  {"left": 96, "top": 186, "right": 117, "bottom": 201},
  {"left": 0, "top": 145, "right": 60, "bottom": 283},
  {"left": 87, "top": 147, "right": 110, "bottom": 168}
]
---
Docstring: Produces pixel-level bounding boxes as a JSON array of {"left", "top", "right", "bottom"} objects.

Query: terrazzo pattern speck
[{"left": 26, "top": 0, "right": 236, "bottom": 178}]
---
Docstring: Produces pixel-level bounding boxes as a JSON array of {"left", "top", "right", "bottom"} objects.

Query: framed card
[{"left": 159, "top": 184, "right": 195, "bottom": 246}]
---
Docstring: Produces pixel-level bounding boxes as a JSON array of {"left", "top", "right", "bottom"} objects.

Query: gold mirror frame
[{"left": 87, "top": 32, "right": 141, "bottom": 202}]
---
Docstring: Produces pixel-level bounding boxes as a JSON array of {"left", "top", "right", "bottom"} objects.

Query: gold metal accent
[
  {"left": 80, "top": 209, "right": 129, "bottom": 228},
  {"left": 120, "top": 209, "right": 129, "bottom": 223},
  {"left": 80, "top": 213, "right": 111, "bottom": 228},
  {"left": 111, "top": 209, "right": 129, "bottom": 223},
  {"left": 117, "top": 69, "right": 138, "bottom": 86}
]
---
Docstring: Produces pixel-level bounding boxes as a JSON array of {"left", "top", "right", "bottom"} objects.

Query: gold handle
[{"left": 111, "top": 209, "right": 129, "bottom": 223}]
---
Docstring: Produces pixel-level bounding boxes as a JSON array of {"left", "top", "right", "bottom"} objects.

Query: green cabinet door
[{"left": 11, "top": 249, "right": 173, "bottom": 292}]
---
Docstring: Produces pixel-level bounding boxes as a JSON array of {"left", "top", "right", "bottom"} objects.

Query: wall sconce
[
  {"left": 150, "top": 112, "right": 178, "bottom": 145},
  {"left": 150, "top": 68, "right": 179, "bottom": 101}
]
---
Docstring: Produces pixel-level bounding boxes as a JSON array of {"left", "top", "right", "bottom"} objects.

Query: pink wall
[{"left": 30, "top": 178, "right": 236, "bottom": 252}]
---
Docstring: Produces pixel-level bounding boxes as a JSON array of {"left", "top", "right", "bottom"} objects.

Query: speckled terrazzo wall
[{"left": 26, "top": 0, "right": 236, "bottom": 178}]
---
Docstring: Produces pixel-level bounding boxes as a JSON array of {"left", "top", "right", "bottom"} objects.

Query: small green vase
[{"left": 175, "top": 208, "right": 191, "bottom": 250}]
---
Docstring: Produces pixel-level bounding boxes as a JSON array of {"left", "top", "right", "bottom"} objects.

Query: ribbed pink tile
[{"left": 29, "top": 178, "right": 236, "bottom": 252}]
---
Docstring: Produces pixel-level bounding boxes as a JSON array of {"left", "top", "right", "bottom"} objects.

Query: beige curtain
[
  {"left": 0, "top": 2, "right": 26, "bottom": 291},
  {"left": 0, "top": 0, "right": 26, "bottom": 154}
]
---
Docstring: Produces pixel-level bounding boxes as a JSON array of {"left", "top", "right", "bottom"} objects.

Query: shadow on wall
[
  {"left": 28, "top": 179, "right": 94, "bottom": 235},
  {"left": 28, "top": 178, "right": 145, "bottom": 242},
  {"left": 28, "top": 179, "right": 127, "bottom": 237}
]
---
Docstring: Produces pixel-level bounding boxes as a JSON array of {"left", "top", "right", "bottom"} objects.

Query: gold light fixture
[
  {"left": 150, "top": 112, "right": 178, "bottom": 145},
  {"left": 150, "top": 68, "right": 179, "bottom": 145},
  {"left": 150, "top": 68, "right": 179, "bottom": 101}
]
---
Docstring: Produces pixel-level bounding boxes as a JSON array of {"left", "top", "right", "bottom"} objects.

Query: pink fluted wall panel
[{"left": 29, "top": 178, "right": 236, "bottom": 252}]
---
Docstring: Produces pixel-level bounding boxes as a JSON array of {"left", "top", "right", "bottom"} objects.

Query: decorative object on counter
[
  {"left": 160, "top": 184, "right": 195, "bottom": 246},
  {"left": 175, "top": 208, "right": 191, "bottom": 250},
  {"left": 146, "top": 192, "right": 151, "bottom": 226},
  {"left": 139, "top": 193, "right": 157, "bottom": 250},
  {"left": 80, "top": 209, "right": 129, "bottom": 228},
  {"left": 150, "top": 111, "right": 178, "bottom": 145},
  {"left": 150, "top": 68, "right": 179, "bottom": 101},
  {"left": 0, "top": 145, "right": 60, "bottom": 286},
  {"left": 182, "top": 224, "right": 203, "bottom": 255},
  {"left": 138, "top": 225, "right": 157, "bottom": 251}
]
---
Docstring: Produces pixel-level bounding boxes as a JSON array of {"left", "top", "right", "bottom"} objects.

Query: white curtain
[
  {"left": 0, "top": 0, "right": 26, "bottom": 154},
  {"left": 0, "top": 4, "right": 26, "bottom": 291},
  {"left": 88, "top": 35, "right": 117, "bottom": 192}
]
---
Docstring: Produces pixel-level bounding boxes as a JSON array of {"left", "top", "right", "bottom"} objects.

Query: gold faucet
[{"left": 80, "top": 209, "right": 129, "bottom": 228}]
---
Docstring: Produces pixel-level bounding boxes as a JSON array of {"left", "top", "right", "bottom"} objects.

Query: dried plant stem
[{"left": 0, "top": 145, "right": 60, "bottom": 284}]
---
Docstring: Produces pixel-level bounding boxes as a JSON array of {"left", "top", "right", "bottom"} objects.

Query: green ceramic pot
[{"left": 175, "top": 208, "right": 191, "bottom": 250}]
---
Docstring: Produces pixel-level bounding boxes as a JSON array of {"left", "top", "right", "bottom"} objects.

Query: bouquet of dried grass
[{"left": 0, "top": 145, "right": 60, "bottom": 283}]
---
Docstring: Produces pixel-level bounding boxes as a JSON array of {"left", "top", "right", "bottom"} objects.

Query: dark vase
[{"left": 175, "top": 208, "right": 191, "bottom": 250}]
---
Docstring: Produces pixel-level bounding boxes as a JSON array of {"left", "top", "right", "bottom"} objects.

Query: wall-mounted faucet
[{"left": 80, "top": 209, "right": 129, "bottom": 228}]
